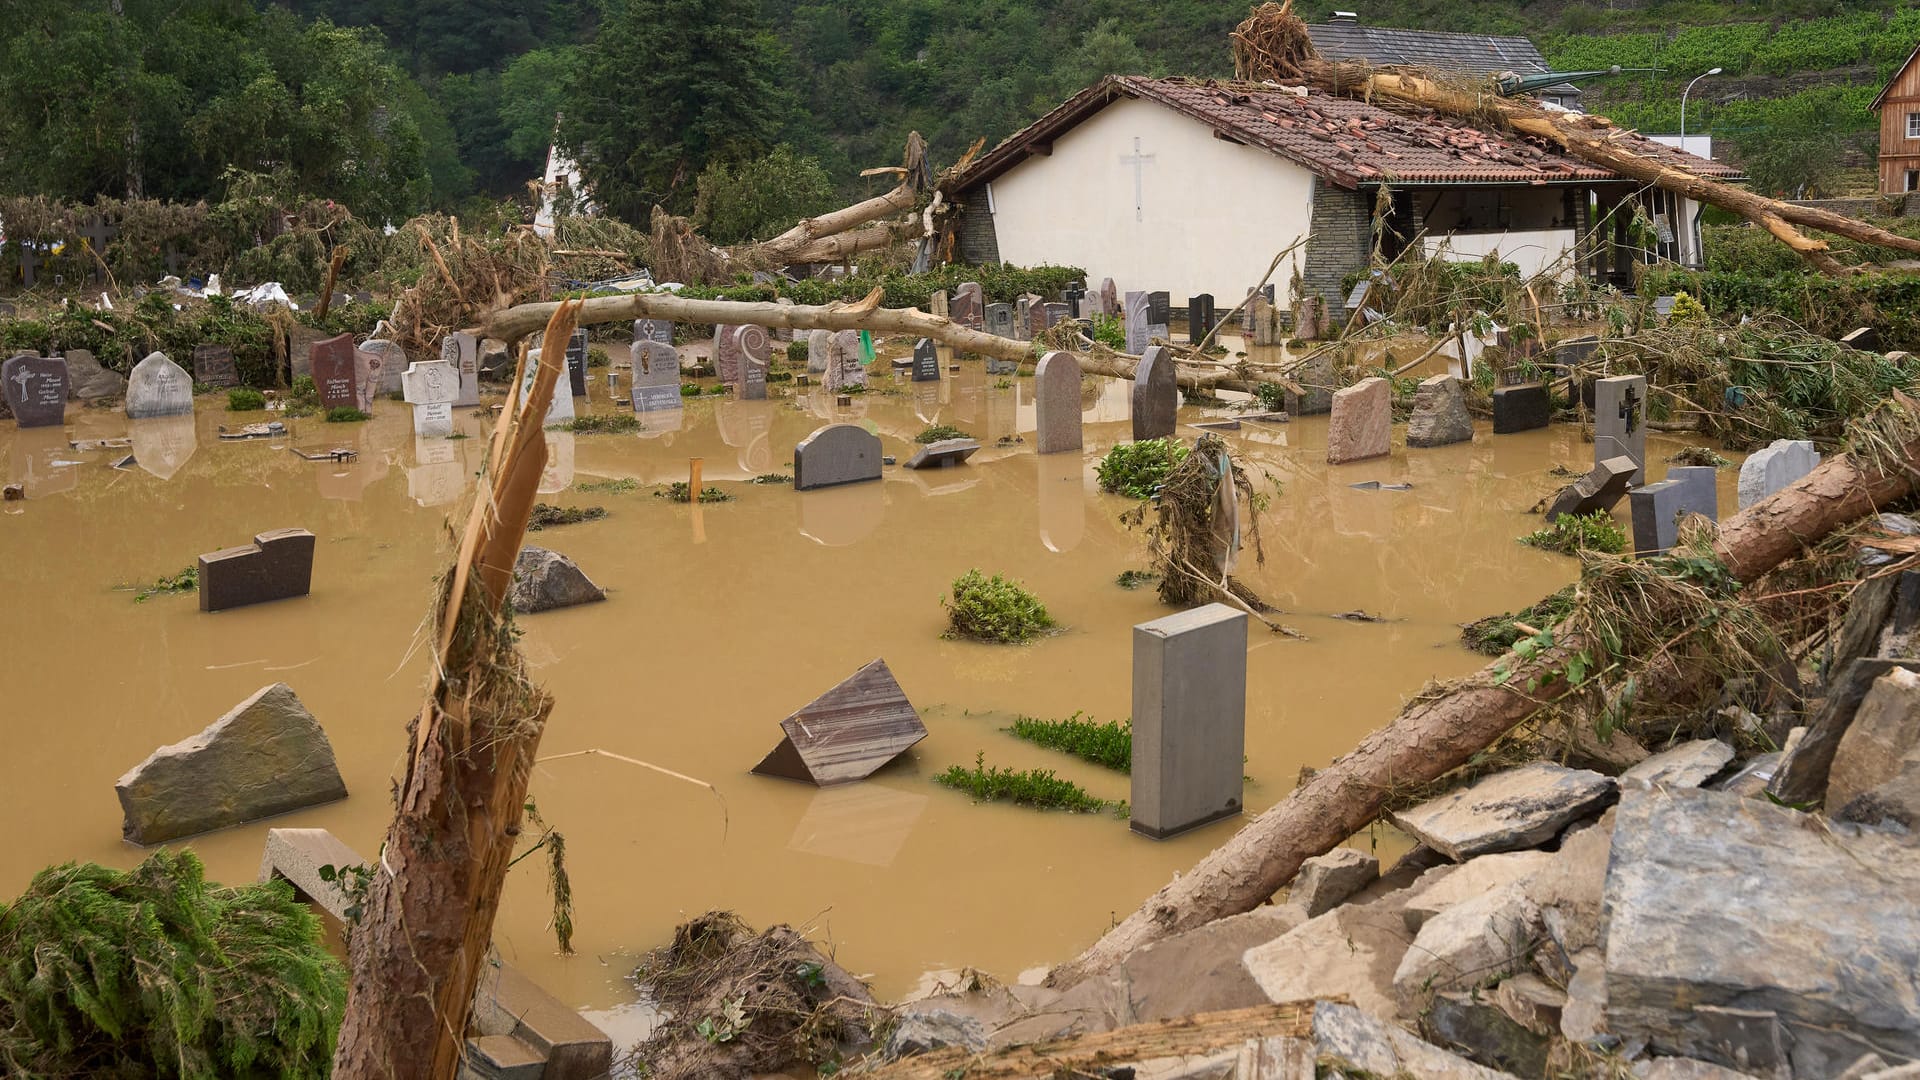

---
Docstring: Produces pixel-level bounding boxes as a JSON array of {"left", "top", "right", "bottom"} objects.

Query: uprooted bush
[
  {"left": 1096, "top": 438, "right": 1189, "bottom": 498},
  {"left": 942, "top": 569, "right": 1056, "bottom": 643},
  {"left": 1119, "top": 433, "right": 1270, "bottom": 614},
  {"left": 0, "top": 849, "right": 345, "bottom": 1078},
  {"left": 623, "top": 912, "right": 876, "bottom": 1080}
]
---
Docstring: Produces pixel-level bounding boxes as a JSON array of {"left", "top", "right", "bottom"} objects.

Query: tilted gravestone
[
  {"left": 631, "top": 340, "right": 682, "bottom": 412},
  {"left": 912, "top": 338, "right": 940, "bottom": 382},
  {"left": 985, "top": 302, "right": 1015, "bottom": 339},
  {"left": 732, "top": 324, "right": 770, "bottom": 399},
  {"left": 309, "top": 335, "right": 359, "bottom": 411},
  {"left": 794, "top": 423, "right": 883, "bottom": 490},
  {"left": 826, "top": 330, "right": 866, "bottom": 392},
  {"left": 1492, "top": 383, "right": 1551, "bottom": 434},
  {"left": 951, "top": 282, "right": 985, "bottom": 330},
  {"left": 519, "top": 347, "right": 576, "bottom": 427},
  {"left": 3, "top": 354, "right": 70, "bottom": 428},
  {"left": 1326, "top": 377, "right": 1391, "bottom": 464},
  {"left": 359, "top": 339, "right": 407, "bottom": 401},
  {"left": 439, "top": 331, "right": 482, "bottom": 407},
  {"left": 807, "top": 328, "right": 833, "bottom": 373},
  {"left": 1738, "top": 439, "right": 1820, "bottom": 509},
  {"left": 1132, "top": 345, "right": 1178, "bottom": 441},
  {"left": 1034, "top": 351, "right": 1083, "bottom": 455},
  {"left": 1131, "top": 603, "right": 1247, "bottom": 839},
  {"left": 1547, "top": 456, "right": 1637, "bottom": 521},
  {"left": 191, "top": 344, "right": 240, "bottom": 389},
  {"left": 126, "top": 352, "right": 195, "bottom": 419},
  {"left": 1630, "top": 465, "right": 1718, "bottom": 556},
  {"left": 1124, "top": 290, "right": 1151, "bottom": 354},
  {"left": 905, "top": 438, "right": 981, "bottom": 470},
  {"left": 401, "top": 359, "right": 459, "bottom": 438},
  {"left": 1594, "top": 374, "right": 1648, "bottom": 484},
  {"left": 750, "top": 659, "right": 926, "bottom": 785},
  {"left": 1188, "top": 294, "right": 1217, "bottom": 344},
  {"left": 198, "top": 528, "right": 316, "bottom": 612},
  {"left": 564, "top": 328, "right": 590, "bottom": 397}
]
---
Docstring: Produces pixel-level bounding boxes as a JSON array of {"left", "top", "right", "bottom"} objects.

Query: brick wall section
[
  {"left": 954, "top": 198, "right": 1002, "bottom": 265},
  {"left": 1302, "top": 178, "right": 1372, "bottom": 312}
]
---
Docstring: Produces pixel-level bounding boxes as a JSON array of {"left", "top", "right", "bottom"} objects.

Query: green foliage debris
[
  {"left": 914, "top": 424, "right": 972, "bottom": 444},
  {"left": 1521, "top": 512, "right": 1628, "bottom": 556},
  {"left": 528, "top": 503, "right": 608, "bottom": 530},
  {"left": 1006, "top": 713, "right": 1132, "bottom": 773},
  {"left": 324, "top": 406, "right": 370, "bottom": 423},
  {"left": 225, "top": 387, "right": 266, "bottom": 412},
  {"left": 656, "top": 482, "right": 733, "bottom": 503},
  {"left": 935, "top": 753, "right": 1114, "bottom": 813},
  {"left": 578, "top": 477, "right": 640, "bottom": 494},
  {"left": 942, "top": 569, "right": 1057, "bottom": 643},
  {"left": 134, "top": 565, "right": 199, "bottom": 602},
  {"left": 1096, "top": 438, "right": 1190, "bottom": 499},
  {"left": 564, "top": 413, "right": 642, "bottom": 434}
]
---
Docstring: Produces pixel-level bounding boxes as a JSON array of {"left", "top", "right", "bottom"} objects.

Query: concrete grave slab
[
  {"left": 905, "top": 438, "right": 981, "bottom": 470},
  {"left": 1131, "top": 603, "right": 1247, "bottom": 839}
]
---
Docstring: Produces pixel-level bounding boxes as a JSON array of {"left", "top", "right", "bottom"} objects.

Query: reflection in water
[
  {"left": 128, "top": 414, "right": 198, "bottom": 481},
  {"left": 408, "top": 434, "right": 465, "bottom": 508},
  {"left": 539, "top": 430, "right": 575, "bottom": 493},
  {"left": 1036, "top": 452, "right": 1085, "bottom": 553},
  {"left": 10, "top": 426, "right": 79, "bottom": 497},
  {"left": 786, "top": 784, "right": 929, "bottom": 867},
  {"left": 638, "top": 408, "right": 684, "bottom": 437},
  {"left": 797, "top": 481, "right": 886, "bottom": 546}
]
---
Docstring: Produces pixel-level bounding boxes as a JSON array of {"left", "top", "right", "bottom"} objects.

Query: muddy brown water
[{"left": 0, "top": 341, "right": 1733, "bottom": 1009}]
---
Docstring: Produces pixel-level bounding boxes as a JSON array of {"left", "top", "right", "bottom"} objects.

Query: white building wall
[
  {"left": 1422, "top": 228, "right": 1580, "bottom": 280},
  {"left": 985, "top": 96, "right": 1315, "bottom": 302}
]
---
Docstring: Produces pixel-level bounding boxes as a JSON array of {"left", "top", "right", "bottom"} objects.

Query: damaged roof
[
  {"left": 1305, "top": 22, "right": 1577, "bottom": 97},
  {"left": 945, "top": 75, "right": 1743, "bottom": 195}
]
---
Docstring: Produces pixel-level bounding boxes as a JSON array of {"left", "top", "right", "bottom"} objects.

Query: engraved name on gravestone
[
  {"left": 126, "top": 352, "right": 195, "bottom": 419},
  {"left": 401, "top": 360, "right": 459, "bottom": 438},
  {"left": 565, "top": 328, "right": 590, "bottom": 397},
  {"left": 631, "top": 339, "right": 682, "bottom": 412},
  {"left": 3, "top": 354, "right": 70, "bottom": 428},
  {"left": 439, "top": 331, "right": 481, "bottom": 407},
  {"left": 192, "top": 344, "right": 239, "bottom": 388},
  {"left": 912, "top": 338, "right": 940, "bottom": 382},
  {"left": 310, "top": 335, "right": 359, "bottom": 411}
]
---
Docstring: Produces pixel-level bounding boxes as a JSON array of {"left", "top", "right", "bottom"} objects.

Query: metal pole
[{"left": 1680, "top": 68, "right": 1722, "bottom": 154}]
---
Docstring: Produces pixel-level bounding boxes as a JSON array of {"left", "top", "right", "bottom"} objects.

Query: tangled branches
[{"left": 1120, "top": 434, "right": 1273, "bottom": 624}]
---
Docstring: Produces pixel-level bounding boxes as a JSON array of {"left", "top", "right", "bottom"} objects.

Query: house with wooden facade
[{"left": 1874, "top": 45, "right": 1920, "bottom": 195}]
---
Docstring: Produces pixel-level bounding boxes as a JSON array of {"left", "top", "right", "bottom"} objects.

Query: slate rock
[
  {"left": 1243, "top": 900, "right": 1412, "bottom": 1020},
  {"left": 883, "top": 1009, "right": 988, "bottom": 1060},
  {"left": 1407, "top": 374, "right": 1474, "bottom": 447},
  {"left": 1546, "top": 455, "right": 1636, "bottom": 521},
  {"left": 1619, "top": 738, "right": 1734, "bottom": 790},
  {"left": 1285, "top": 349, "right": 1335, "bottom": 416},
  {"left": 1423, "top": 991, "right": 1553, "bottom": 1077},
  {"left": 1604, "top": 785, "right": 1920, "bottom": 1075},
  {"left": 1390, "top": 762, "right": 1616, "bottom": 860},
  {"left": 115, "top": 683, "right": 347, "bottom": 844},
  {"left": 1635, "top": 1058, "right": 1766, "bottom": 1080},
  {"left": 1828, "top": 665, "right": 1920, "bottom": 811},
  {"left": 1327, "top": 376, "right": 1391, "bottom": 464},
  {"left": 64, "top": 349, "right": 126, "bottom": 400},
  {"left": 125, "top": 351, "right": 194, "bottom": 419},
  {"left": 1393, "top": 883, "right": 1543, "bottom": 1006},
  {"left": 508, "top": 547, "right": 606, "bottom": 613},
  {"left": 1401, "top": 850, "right": 1556, "bottom": 932},
  {"left": 1311, "top": 1001, "right": 1517, "bottom": 1080},
  {"left": 1289, "top": 847, "right": 1379, "bottom": 917}
]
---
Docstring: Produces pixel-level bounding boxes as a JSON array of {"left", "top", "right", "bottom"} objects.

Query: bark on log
[
  {"left": 860, "top": 1002, "right": 1315, "bottom": 1080},
  {"left": 1045, "top": 437, "right": 1920, "bottom": 988}
]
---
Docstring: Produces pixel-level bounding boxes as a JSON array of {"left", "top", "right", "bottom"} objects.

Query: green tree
[
  {"left": 692, "top": 144, "right": 836, "bottom": 243},
  {"left": 499, "top": 47, "right": 577, "bottom": 164},
  {"left": 558, "top": 0, "right": 793, "bottom": 220}
]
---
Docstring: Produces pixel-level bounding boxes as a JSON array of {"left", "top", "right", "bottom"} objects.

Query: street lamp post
[{"left": 1680, "top": 67, "right": 1723, "bottom": 153}]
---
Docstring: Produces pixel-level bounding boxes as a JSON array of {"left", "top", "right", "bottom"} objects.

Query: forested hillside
[{"left": 3, "top": 0, "right": 1917, "bottom": 227}]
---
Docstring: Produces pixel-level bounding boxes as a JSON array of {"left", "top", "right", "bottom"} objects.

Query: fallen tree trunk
[
  {"left": 860, "top": 1002, "right": 1315, "bottom": 1079},
  {"left": 1046, "top": 428, "right": 1920, "bottom": 987}
]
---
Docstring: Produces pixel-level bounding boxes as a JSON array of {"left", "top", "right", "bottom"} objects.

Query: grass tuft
[
  {"left": 324, "top": 406, "right": 370, "bottom": 423},
  {"left": 564, "top": 413, "right": 642, "bottom": 434},
  {"left": 656, "top": 482, "right": 733, "bottom": 503},
  {"left": 915, "top": 424, "right": 972, "bottom": 444},
  {"left": 942, "top": 569, "right": 1056, "bottom": 643},
  {"left": 528, "top": 503, "right": 608, "bottom": 530},
  {"left": 1006, "top": 713, "right": 1131, "bottom": 772},
  {"left": 1520, "top": 511, "right": 1626, "bottom": 556},
  {"left": 578, "top": 477, "right": 639, "bottom": 494},
  {"left": 934, "top": 753, "right": 1114, "bottom": 812}
]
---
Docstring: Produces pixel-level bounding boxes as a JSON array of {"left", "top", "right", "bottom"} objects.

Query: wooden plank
[{"left": 751, "top": 659, "right": 926, "bottom": 786}]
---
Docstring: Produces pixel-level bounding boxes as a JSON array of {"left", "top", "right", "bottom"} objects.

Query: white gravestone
[
  {"left": 520, "top": 349, "right": 575, "bottom": 428},
  {"left": 439, "top": 332, "right": 481, "bottom": 407},
  {"left": 402, "top": 360, "right": 459, "bottom": 438}
]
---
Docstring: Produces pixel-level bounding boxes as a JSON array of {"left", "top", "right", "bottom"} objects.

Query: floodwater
[{"left": 0, "top": 338, "right": 1723, "bottom": 1010}]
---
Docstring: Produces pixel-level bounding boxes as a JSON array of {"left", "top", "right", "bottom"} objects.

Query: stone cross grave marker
[
  {"left": 826, "top": 330, "right": 865, "bottom": 392},
  {"left": 565, "top": 329, "right": 590, "bottom": 397},
  {"left": 1035, "top": 351, "right": 1083, "bottom": 454},
  {"left": 191, "top": 344, "right": 239, "bottom": 388},
  {"left": 1630, "top": 465, "right": 1718, "bottom": 557},
  {"left": 631, "top": 339, "right": 682, "bottom": 413},
  {"left": 401, "top": 359, "right": 459, "bottom": 438},
  {"left": 1188, "top": 294, "right": 1217, "bottom": 344},
  {"left": 3, "top": 354, "right": 70, "bottom": 428},
  {"left": 1131, "top": 603, "right": 1246, "bottom": 839},
  {"left": 732, "top": 324, "right": 770, "bottom": 399},
  {"left": 80, "top": 215, "right": 117, "bottom": 282},
  {"left": 310, "top": 334, "right": 359, "bottom": 412},
  {"left": 986, "top": 302, "right": 1014, "bottom": 338},
  {"left": 1118, "top": 137, "right": 1156, "bottom": 221},
  {"left": 912, "top": 338, "right": 940, "bottom": 382},
  {"left": 1132, "top": 345, "right": 1178, "bottom": 440},
  {"left": 198, "top": 528, "right": 316, "bottom": 612},
  {"left": 794, "top": 423, "right": 883, "bottom": 490},
  {"left": 519, "top": 347, "right": 576, "bottom": 427},
  {"left": 952, "top": 282, "right": 984, "bottom": 330},
  {"left": 1594, "top": 374, "right": 1648, "bottom": 484},
  {"left": 1062, "top": 282, "right": 1086, "bottom": 319},
  {"left": 439, "top": 332, "right": 481, "bottom": 407},
  {"left": 16, "top": 245, "right": 41, "bottom": 288},
  {"left": 1124, "top": 291, "right": 1150, "bottom": 354},
  {"left": 126, "top": 352, "right": 195, "bottom": 419}
]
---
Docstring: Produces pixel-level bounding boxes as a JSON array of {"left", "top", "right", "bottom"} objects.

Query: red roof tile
[{"left": 947, "top": 75, "right": 1743, "bottom": 194}]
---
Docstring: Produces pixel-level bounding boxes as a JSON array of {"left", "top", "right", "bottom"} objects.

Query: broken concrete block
[
  {"left": 1604, "top": 785, "right": 1920, "bottom": 1075},
  {"left": 1393, "top": 883, "right": 1542, "bottom": 1007},
  {"left": 1289, "top": 847, "right": 1379, "bottom": 917},
  {"left": 1389, "top": 762, "right": 1616, "bottom": 860},
  {"left": 1546, "top": 455, "right": 1637, "bottom": 522},
  {"left": 115, "top": 683, "right": 347, "bottom": 844},
  {"left": 752, "top": 658, "right": 925, "bottom": 786},
  {"left": 1620, "top": 739, "right": 1734, "bottom": 789},
  {"left": 508, "top": 546, "right": 606, "bottom": 613}
]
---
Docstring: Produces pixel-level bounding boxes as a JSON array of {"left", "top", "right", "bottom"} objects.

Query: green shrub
[
  {"left": 0, "top": 849, "right": 345, "bottom": 1078},
  {"left": 586, "top": 346, "right": 611, "bottom": 369},
  {"left": 1007, "top": 713, "right": 1132, "bottom": 772},
  {"left": 1253, "top": 381, "right": 1286, "bottom": 412},
  {"left": 1520, "top": 511, "right": 1627, "bottom": 556},
  {"left": 226, "top": 386, "right": 266, "bottom": 411},
  {"left": 934, "top": 753, "right": 1113, "bottom": 813},
  {"left": 943, "top": 569, "right": 1056, "bottom": 643},
  {"left": 324, "top": 406, "right": 370, "bottom": 423},
  {"left": 1116, "top": 569, "right": 1158, "bottom": 589},
  {"left": 680, "top": 382, "right": 702, "bottom": 396},
  {"left": 786, "top": 339, "right": 808, "bottom": 363},
  {"left": 915, "top": 424, "right": 972, "bottom": 444},
  {"left": 1096, "top": 438, "right": 1190, "bottom": 498},
  {"left": 1088, "top": 313, "right": 1126, "bottom": 350}
]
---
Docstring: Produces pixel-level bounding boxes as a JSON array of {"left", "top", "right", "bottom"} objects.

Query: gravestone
[
  {"left": 1132, "top": 345, "right": 1178, "bottom": 440},
  {"left": 1546, "top": 456, "right": 1637, "bottom": 521},
  {"left": 359, "top": 339, "right": 407, "bottom": 404},
  {"left": 1840, "top": 327, "right": 1881, "bottom": 352},
  {"left": 631, "top": 340, "right": 682, "bottom": 412},
  {"left": 564, "top": 329, "right": 590, "bottom": 397},
  {"left": 905, "top": 438, "right": 981, "bottom": 470},
  {"left": 439, "top": 332, "right": 482, "bottom": 407},
  {"left": 1034, "top": 351, "right": 1083, "bottom": 455},
  {"left": 807, "top": 328, "right": 833, "bottom": 373},
  {"left": 1406, "top": 374, "right": 1474, "bottom": 447},
  {"left": 198, "top": 528, "right": 316, "bottom": 612},
  {"left": 730, "top": 324, "right": 771, "bottom": 395},
  {"left": 929, "top": 290, "right": 949, "bottom": 319},
  {"left": 1021, "top": 293, "right": 1046, "bottom": 340},
  {"left": 401, "top": 359, "right": 459, "bottom": 437},
  {"left": 1188, "top": 294, "right": 1217, "bottom": 343},
  {"left": 1131, "top": 603, "right": 1248, "bottom": 839},
  {"left": 986, "top": 303, "right": 1015, "bottom": 338},
  {"left": 126, "top": 352, "right": 195, "bottom": 419},
  {"left": 1738, "top": 439, "right": 1821, "bottom": 509},
  {"left": 826, "top": 330, "right": 866, "bottom": 392},
  {"left": 1043, "top": 303, "right": 1070, "bottom": 328},
  {"left": 1248, "top": 293, "right": 1281, "bottom": 346},
  {"left": 1098, "top": 278, "right": 1118, "bottom": 316},
  {"left": 1146, "top": 291, "right": 1171, "bottom": 343},
  {"left": 794, "top": 423, "right": 883, "bottom": 490},
  {"left": 952, "top": 282, "right": 984, "bottom": 330},
  {"left": 912, "top": 338, "right": 940, "bottom": 382},
  {"left": 714, "top": 324, "right": 739, "bottom": 384},
  {"left": 1492, "top": 383, "right": 1551, "bottom": 434},
  {"left": 751, "top": 659, "right": 926, "bottom": 785},
  {"left": 1062, "top": 283, "right": 1086, "bottom": 318},
  {"left": 191, "top": 344, "right": 239, "bottom": 388},
  {"left": 1630, "top": 465, "right": 1718, "bottom": 556},
  {"left": 310, "top": 335, "right": 359, "bottom": 411},
  {"left": 1286, "top": 349, "right": 1335, "bottom": 415},
  {"left": 633, "top": 318, "right": 673, "bottom": 346},
  {"left": 1124, "top": 290, "right": 1151, "bottom": 353},
  {"left": 1594, "top": 375, "right": 1648, "bottom": 483},
  {"left": 519, "top": 349, "right": 576, "bottom": 427},
  {"left": 1326, "top": 377, "right": 1391, "bottom": 464},
  {"left": 3, "top": 354, "right": 69, "bottom": 427}
]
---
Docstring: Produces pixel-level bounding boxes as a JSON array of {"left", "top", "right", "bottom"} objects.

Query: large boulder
[
  {"left": 1828, "top": 666, "right": 1920, "bottom": 813},
  {"left": 1407, "top": 374, "right": 1475, "bottom": 448},
  {"left": 1289, "top": 846, "right": 1379, "bottom": 917},
  {"left": 509, "top": 547, "right": 606, "bottom": 613},
  {"left": 1393, "top": 883, "right": 1542, "bottom": 1008},
  {"left": 1311, "top": 1001, "right": 1517, "bottom": 1080},
  {"left": 1390, "top": 762, "right": 1616, "bottom": 860},
  {"left": 1604, "top": 785, "right": 1920, "bottom": 1076},
  {"left": 114, "top": 683, "right": 347, "bottom": 844},
  {"left": 1243, "top": 896, "right": 1412, "bottom": 1020}
]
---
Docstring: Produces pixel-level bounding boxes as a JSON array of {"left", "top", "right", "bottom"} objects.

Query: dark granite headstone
[
  {"left": 794, "top": 423, "right": 883, "bottom": 490},
  {"left": 1840, "top": 327, "right": 1881, "bottom": 352},
  {"left": 1492, "top": 383, "right": 1551, "bottom": 434},
  {"left": 310, "top": 334, "right": 359, "bottom": 410},
  {"left": 1147, "top": 291, "right": 1170, "bottom": 325},
  {"left": 951, "top": 283, "right": 984, "bottom": 330},
  {"left": 197, "top": 528, "right": 316, "bottom": 612},
  {"left": 986, "top": 303, "right": 1015, "bottom": 338},
  {"left": 1132, "top": 345, "right": 1178, "bottom": 441},
  {"left": 912, "top": 338, "right": 939, "bottom": 382},
  {"left": 565, "top": 329, "right": 589, "bottom": 397},
  {"left": 1629, "top": 466, "right": 1718, "bottom": 556},
  {"left": 1044, "top": 303, "right": 1069, "bottom": 328},
  {"left": 192, "top": 344, "right": 239, "bottom": 388},
  {"left": 1188, "top": 294, "right": 1217, "bottom": 343},
  {"left": 3, "top": 354, "right": 70, "bottom": 428},
  {"left": 1546, "top": 456, "right": 1637, "bottom": 521}
]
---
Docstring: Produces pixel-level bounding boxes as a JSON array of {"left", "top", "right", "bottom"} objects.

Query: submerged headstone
[
  {"left": 191, "top": 344, "right": 239, "bottom": 389},
  {"left": 115, "top": 682, "right": 347, "bottom": 845},
  {"left": 1737, "top": 439, "right": 1820, "bottom": 509},
  {"left": 126, "top": 351, "right": 194, "bottom": 419},
  {"left": 825, "top": 330, "right": 865, "bottom": 392},
  {"left": 564, "top": 328, "right": 590, "bottom": 397},
  {"left": 911, "top": 338, "right": 940, "bottom": 382},
  {"left": 1286, "top": 348, "right": 1335, "bottom": 415},
  {"left": 519, "top": 348, "right": 576, "bottom": 427},
  {"left": 1035, "top": 351, "right": 1083, "bottom": 455},
  {"left": 729, "top": 324, "right": 771, "bottom": 397},
  {"left": 1630, "top": 465, "right": 1718, "bottom": 556},
  {"left": 1124, "top": 290, "right": 1150, "bottom": 353},
  {"left": 440, "top": 332, "right": 482, "bottom": 407},
  {"left": 751, "top": 659, "right": 927, "bottom": 785},
  {"left": 1132, "top": 603, "right": 1247, "bottom": 839},
  {"left": 3, "top": 354, "right": 70, "bottom": 428},
  {"left": 985, "top": 302, "right": 1014, "bottom": 338},
  {"left": 1326, "top": 377, "right": 1391, "bottom": 464},
  {"left": 310, "top": 334, "right": 359, "bottom": 412},
  {"left": 1492, "top": 383, "right": 1551, "bottom": 434},
  {"left": 905, "top": 438, "right": 980, "bottom": 470},
  {"left": 1406, "top": 374, "right": 1474, "bottom": 448},
  {"left": 1188, "top": 294, "right": 1217, "bottom": 344},
  {"left": 509, "top": 546, "right": 605, "bottom": 613},
  {"left": 1594, "top": 374, "right": 1648, "bottom": 484},
  {"left": 198, "top": 528, "right": 315, "bottom": 611},
  {"left": 1546, "top": 455, "right": 1638, "bottom": 521},
  {"left": 630, "top": 339, "right": 682, "bottom": 412},
  {"left": 794, "top": 423, "right": 883, "bottom": 490},
  {"left": 1132, "top": 345, "right": 1178, "bottom": 440},
  {"left": 951, "top": 282, "right": 984, "bottom": 330},
  {"left": 401, "top": 359, "right": 459, "bottom": 438}
]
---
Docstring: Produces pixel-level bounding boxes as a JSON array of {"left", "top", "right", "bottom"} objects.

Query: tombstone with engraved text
[{"left": 3, "top": 354, "right": 69, "bottom": 428}]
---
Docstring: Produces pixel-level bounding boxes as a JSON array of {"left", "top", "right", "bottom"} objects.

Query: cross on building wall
[{"left": 1118, "top": 137, "right": 1155, "bottom": 223}]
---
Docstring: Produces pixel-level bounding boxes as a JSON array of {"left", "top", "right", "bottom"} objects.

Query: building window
[
  {"left": 1908, "top": 169, "right": 1918, "bottom": 192},
  {"left": 1908, "top": 112, "right": 1920, "bottom": 138}
]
